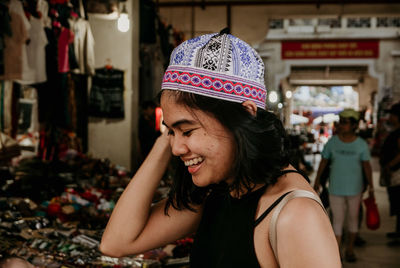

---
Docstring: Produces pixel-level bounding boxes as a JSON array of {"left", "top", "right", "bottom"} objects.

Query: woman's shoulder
[
  {"left": 255, "top": 171, "right": 340, "bottom": 267},
  {"left": 259, "top": 169, "right": 318, "bottom": 208},
  {"left": 263, "top": 175, "right": 327, "bottom": 239}
]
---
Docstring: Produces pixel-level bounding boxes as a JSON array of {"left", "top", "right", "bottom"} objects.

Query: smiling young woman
[
  {"left": 100, "top": 30, "right": 341, "bottom": 267},
  {"left": 161, "top": 90, "right": 236, "bottom": 188}
]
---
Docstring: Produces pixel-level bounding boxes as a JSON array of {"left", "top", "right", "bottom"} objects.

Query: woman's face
[{"left": 161, "top": 91, "right": 236, "bottom": 187}]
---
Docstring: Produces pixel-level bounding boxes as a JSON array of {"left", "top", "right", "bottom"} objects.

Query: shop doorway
[
  {"left": 281, "top": 64, "right": 379, "bottom": 170},
  {"left": 280, "top": 64, "right": 379, "bottom": 128}
]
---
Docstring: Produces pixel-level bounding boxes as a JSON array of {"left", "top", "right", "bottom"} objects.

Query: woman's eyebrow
[{"left": 162, "top": 119, "right": 196, "bottom": 128}]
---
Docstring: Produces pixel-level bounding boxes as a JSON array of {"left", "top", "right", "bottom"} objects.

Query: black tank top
[{"left": 190, "top": 170, "right": 308, "bottom": 268}]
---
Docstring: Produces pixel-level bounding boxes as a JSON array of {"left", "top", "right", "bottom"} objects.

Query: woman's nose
[{"left": 170, "top": 135, "right": 189, "bottom": 156}]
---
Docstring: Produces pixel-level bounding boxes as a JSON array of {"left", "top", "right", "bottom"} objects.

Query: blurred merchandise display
[{"left": 0, "top": 154, "right": 191, "bottom": 267}]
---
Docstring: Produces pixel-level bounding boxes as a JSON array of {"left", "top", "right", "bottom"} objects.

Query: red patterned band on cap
[{"left": 162, "top": 66, "right": 267, "bottom": 109}]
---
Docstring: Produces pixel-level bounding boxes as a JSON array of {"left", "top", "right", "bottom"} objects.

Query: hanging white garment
[
  {"left": 9, "top": 0, "right": 30, "bottom": 33},
  {"left": 0, "top": 11, "right": 27, "bottom": 80},
  {"left": 9, "top": 0, "right": 35, "bottom": 84},
  {"left": 70, "top": 18, "right": 95, "bottom": 75},
  {"left": 14, "top": 39, "right": 36, "bottom": 85},
  {"left": 0, "top": 0, "right": 31, "bottom": 80},
  {"left": 37, "top": 0, "right": 51, "bottom": 28},
  {"left": 26, "top": 17, "right": 48, "bottom": 84}
]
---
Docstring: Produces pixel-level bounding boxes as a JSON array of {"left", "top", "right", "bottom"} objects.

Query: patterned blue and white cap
[{"left": 161, "top": 31, "right": 267, "bottom": 109}]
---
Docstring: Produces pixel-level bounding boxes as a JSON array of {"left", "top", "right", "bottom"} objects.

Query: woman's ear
[{"left": 242, "top": 100, "right": 257, "bottom": 116}]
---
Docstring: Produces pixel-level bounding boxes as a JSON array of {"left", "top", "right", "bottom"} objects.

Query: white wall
[{"left": 88, "top": 0, "right": 139, "bottom": 171}]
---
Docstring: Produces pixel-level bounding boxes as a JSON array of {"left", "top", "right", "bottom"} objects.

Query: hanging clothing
[
  {"left": 139, "top": 0, "right": 157, "bottom": 44},
  {"left": 9, "top": 0, "right": 40, "bottom": 85},
  {"left": 2, "top": 81, "right": 13, "bottom": 134},
  {"left": 69, "top": 18, "right": 95, "bottom": 75},
  {"left": 9, "top": 0, "right": 30, "bottom": 31},
  {"left": 4, "top": 0, "right": 34, "bottom": 82},
  {"left": 89, "top": 68, "right": 125, "bottom": 119},
  {"left": 37, "top": 0, "right": 51, "bottom": 28},
  {"left": 71, "top": 73, "right": 88, "bottom": 152},
  {"left": 10, "top": 82, "right": 21, "bottom": 138},
  {"left": 25, "top": 16, "right": 48, "bottom": 84},
  {"left": 139, "top": 44, "right": 165, "bottom": 103},
  {"left": 58, "top": 27, "right": 75, "bottom": 73},
  {"left": 0, "top": 2, "right": 12, "bottom": 76},
  {"left": 0, "top": 11, "right": 28, "bottom": 80}
]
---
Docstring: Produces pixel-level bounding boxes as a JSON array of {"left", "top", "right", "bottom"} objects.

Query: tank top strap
[
  {"left": 254, "top": 191, "right": 292, "bottom": 227},
  {"left": 254, "top": 169, "right": 310, "bottom": 227}
]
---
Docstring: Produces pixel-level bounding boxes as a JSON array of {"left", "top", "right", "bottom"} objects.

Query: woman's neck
[
  {"left": 228, "top": 165, "right": 293, "bottom": 198},
  {"left": 229, "top": 183, "right": 259, "bottom": 198}
]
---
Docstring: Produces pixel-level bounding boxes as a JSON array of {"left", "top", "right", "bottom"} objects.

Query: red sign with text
[{"left": 282, "top": 40, "right": 379, "bottom": 59}]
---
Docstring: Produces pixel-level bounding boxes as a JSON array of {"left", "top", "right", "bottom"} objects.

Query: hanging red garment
[{"left": 58, "top": 27, "right": 74, "bottom": 73}]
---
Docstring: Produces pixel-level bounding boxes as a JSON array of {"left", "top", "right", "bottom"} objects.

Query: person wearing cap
[
  {"left": 314, "top": 108, "right": 374, "bottom": 262},
  {"left": 100, "top": 31, "right": 341, "bottom": 267},
  {"left": 379, "top": 102, "right": 400, "bottom": 242}
]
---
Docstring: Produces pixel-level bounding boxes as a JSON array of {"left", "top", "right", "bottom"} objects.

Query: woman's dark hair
[{"left": 162, "top": 90, "right": 291, "bottom": 213}]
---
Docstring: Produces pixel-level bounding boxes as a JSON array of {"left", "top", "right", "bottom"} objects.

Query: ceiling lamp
[{"left": 118, "top": 1, "right": 130, "bottom": 32}]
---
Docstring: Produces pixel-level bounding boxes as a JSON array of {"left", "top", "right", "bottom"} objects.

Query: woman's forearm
[{"left": 100, "top": 133, "right": 172, "bottom": 255}]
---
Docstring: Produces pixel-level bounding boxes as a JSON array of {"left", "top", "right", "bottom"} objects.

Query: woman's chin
[{"left": 191, "top": 176, "right": 210, "bottom": 188}]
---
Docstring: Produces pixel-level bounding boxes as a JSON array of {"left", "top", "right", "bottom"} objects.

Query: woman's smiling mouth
[
  {"left": 184, "top": 157, "right": 204, "bottom": 174},
  {"left": 184, "top": 156, "right": 204, "bottom": 167}
]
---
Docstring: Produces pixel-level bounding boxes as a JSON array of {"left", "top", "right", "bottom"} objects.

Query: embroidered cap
[{"left": 161, "top": 31, "right": 267, "bottom": 109}]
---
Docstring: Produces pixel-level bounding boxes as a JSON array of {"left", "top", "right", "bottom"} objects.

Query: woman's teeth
[{"left": 184, "top": 157, "right": 204, "bottom": 166}]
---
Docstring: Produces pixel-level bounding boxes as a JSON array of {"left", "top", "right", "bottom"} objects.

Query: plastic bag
[{"left": 363, "top": 196, "right": 380, "bottom": 230}]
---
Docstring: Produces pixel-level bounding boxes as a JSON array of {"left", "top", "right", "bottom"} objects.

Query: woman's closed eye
[
  {"left": 167, "top": 128, "right": 195, "bottom": 136},
  {"left": 182, "top": 129, "right": 195, "bottom": 136}
]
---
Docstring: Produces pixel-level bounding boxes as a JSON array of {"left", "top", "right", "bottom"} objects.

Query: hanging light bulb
[
  {"left": 269, "top": 91, "right": 278, "bottom": 103},
  {"left": 118, "top": 3, "right": 130, "bottom": 32}
]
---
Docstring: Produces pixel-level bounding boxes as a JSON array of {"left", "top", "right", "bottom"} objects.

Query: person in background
[
  {"left": 379, "top": 102, "right": 400, "bottom": 244},
  {"left": 100, "top": 30, "right": 341, "bottom": 267},
  {"left": 314, "top": 108, "right": 374, "bottom": 262},
  {"left": 138, "top": 100, "right": 161, "bottom": 162}
]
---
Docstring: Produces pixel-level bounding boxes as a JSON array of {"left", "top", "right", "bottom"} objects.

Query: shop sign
[{"left": 281, "top": 40, "right": 379, "bottom": 59}]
